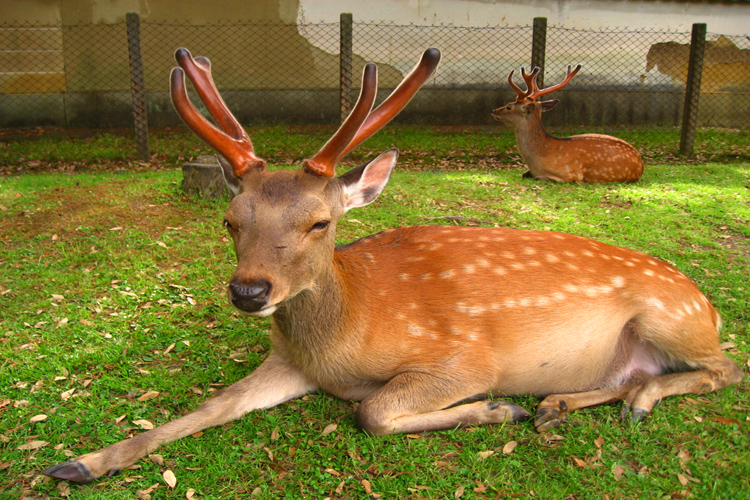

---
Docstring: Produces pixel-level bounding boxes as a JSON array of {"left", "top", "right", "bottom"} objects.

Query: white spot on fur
[{"left": 439, "top": 269, "right": 455, "bottom": 279}]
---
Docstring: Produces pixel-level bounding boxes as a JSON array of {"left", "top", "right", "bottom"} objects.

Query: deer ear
[
  {"left": 541, "top": 99, "right": 559, "bottom": 112},
  {"left": 339, "top": 148, "right": 398, "bottom": 211},
  {"left": 217, "top": 155, "right": 242, "bottom": 197}
]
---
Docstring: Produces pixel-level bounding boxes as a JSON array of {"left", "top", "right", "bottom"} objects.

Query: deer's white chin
[{"left": 241, "top": 305, "right": 277, "bottom": 318}]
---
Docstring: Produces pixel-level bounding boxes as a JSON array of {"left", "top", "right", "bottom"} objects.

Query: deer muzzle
[{"left": 229, "top": 278, "right": 275, "bottom": 316}]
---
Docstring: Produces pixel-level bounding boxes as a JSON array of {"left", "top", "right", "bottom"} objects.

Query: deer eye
[{"left": 309, "top": 220, "right": 330, "bottom": 232}]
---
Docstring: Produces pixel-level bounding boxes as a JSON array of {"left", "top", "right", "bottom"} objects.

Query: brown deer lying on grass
[
  {"left": 493, "top": 65, "right": 644, "bottom": 183},
  {"left": 43, "top": 48, "right": 741, "bottom": 484}
]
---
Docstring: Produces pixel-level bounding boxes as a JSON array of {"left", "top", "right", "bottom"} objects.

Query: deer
[
  {"left": 43, "top": 47, "right": 741, "bottom": 484},
  {"left": 493, "top": 65, "right": 645, "bottom": 183}
]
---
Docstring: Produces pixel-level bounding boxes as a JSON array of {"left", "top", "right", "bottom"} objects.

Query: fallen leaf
[
  {"left": 271, "top": 427, "right": 280, "bottom": 441},
  {"left": 362, "top": 479, "right": 373, "bottom": 494},
  {"left": 454, "top": 485, "right": 465, "bottom": 498},
  {"left": 18, "top": 440, "right": 49, "bottom": 450},
  {"left": 594, "top": 436, "right": 605, "bottom": 449},
  {"left": 473, "top": 482, "right": 488, "bottom": 493},
  {"left": 321, "top": 423, "right": 337, "bottom": 435},
  {"left": 163, "top": 469, "right": 177, "bottom": 488},
  {"left": 325, "top": 468, "right": 341, "bottom": 476},
  {"left": 133, "top": 419, "right": 154, "bottom": 430},
  {"left": 186, "top": 488, "right": 197, "bottom": 500},
  {"left": 677, "top": 473, "right": 689, "bottom": 486},
  {"left": 138, "top": 391, "right": 160, "bottom": 402},
  {"left": 164, "top": 343, "right": 175, "bottom": 355},
  {"left": 149, "top": 454, "right": 164, "bottom": 465},
  {"left": 477, "top": 450, "right": 494, "bottom": 460},
  {"left": 57, "top": 480, "right": 71, "bottom": 497},
  {"left": 29, "top": 414, "right": 48, "bottom": 423},
  {"left": 612, "top": 463, "right": 626, "bottom": 481},
  {"left": 502, "top": 440, "right": 518, "bottom": 455},
  {"left": 712, "top": 416, "right": 741, "bottom": 426},
  {"left": 60, "top": 388, "right": 76, "bottom": 400},
  {"left": 51, "top": 294, "right": 65, "bottom": 301}
]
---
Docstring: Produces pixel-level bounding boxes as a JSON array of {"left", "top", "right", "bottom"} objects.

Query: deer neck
[
  {"left": 271, "top": 250, "right": 356, "bottom": 354},
  {"left": 515, "top": 114, "right": 554, "bottom": 161}
]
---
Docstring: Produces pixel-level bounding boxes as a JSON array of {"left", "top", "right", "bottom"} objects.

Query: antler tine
[
  {"left": 507, "top": 69, "right": 526, "bottom": 100},
  {"left": 303, "top": 63, "right": 378, "bottom": 177},
  {"left": 526, "top": 64, "right": 581, "bottom": 101},
  {"left": 340, "top": 47, "right": 441, "bottom": 157},
  {"left": 171, "top": 48, "right": 266, "bottom": 178}
]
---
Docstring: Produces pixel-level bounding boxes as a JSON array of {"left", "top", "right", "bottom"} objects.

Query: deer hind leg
[
  {"left": 535, "top": 316, "right": 743, "bottom": 432},
  {"left": 356, "top": 371, "right": 531, "bottom": 436},
  {"left": 43, "top": 354, "right": 317, "bottom": 484}
]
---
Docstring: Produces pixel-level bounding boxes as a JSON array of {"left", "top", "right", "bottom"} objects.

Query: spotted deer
[
  {"left": 44, "top": 48, "right": 741, "bottom": 484},
  {"left": 493, "top": 65, "right": 644, "bottom": 183}
]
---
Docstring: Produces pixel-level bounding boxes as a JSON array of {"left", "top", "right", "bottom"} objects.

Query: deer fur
[
  {"left": 43, "top": 49, "right": 741, "bottom": 485},
  {"left": 493, "top": 66, "right": 644, "bottom": 183}
]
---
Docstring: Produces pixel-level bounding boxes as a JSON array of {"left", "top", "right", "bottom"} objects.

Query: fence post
[
  {"left": 531, "top": 17, "right": 547, "bottom": 88},
  {"left": 126, "top": 12, "right": 150, "bottom": 162},
  {"left": 340, "top": 13, "right": 353, "bottom": 124},
  {"left": 679, "top": 23, "right": 706, "bottom": 157}
]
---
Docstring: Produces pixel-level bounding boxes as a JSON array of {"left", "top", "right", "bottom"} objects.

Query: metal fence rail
[{"left": 1, "top": 16, "right": 748, "bottom": 156}]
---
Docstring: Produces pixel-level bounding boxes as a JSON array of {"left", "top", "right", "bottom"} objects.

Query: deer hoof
[
  {"left": 487, "top": 400, "right": 532, "bottom": 422},
  {"left": 534, "top": 407, "right": 565, "bottom": 432},
  {"left": 43, "top": 460, "right": 96, "bottom": 484},
  {"left": 619, "top": 402, "right": 650, "bottom": 423}
]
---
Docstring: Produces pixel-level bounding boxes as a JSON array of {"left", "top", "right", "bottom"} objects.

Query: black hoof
[
  {"left": 534, "top": 407, "right": 565, "bottom": 432},
  {"left": 630, "top": 407, "right": 650, "bottom": 423},
  {"left": 487, "top": 401, "right": 532, "bottom": 422},
  {"left": 43, "top": 461, "right": 96, "bottom": 484}
]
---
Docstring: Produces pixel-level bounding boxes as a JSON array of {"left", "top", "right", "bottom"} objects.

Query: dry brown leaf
[
  {"left": 454, "top": 485, "right": 465, "bottom": 498},
  {"left": 60, "top": 388, "right": 76, "bottom": 400},
  {"left": 362, "top": 479, "right": 373, "bottom": 494},
  {"left": 572, "top": 457, "right": 587, "bottom": 468},
  {"left": 477, "top": 450, "right": 494, "bottom": 460},
  {"left": 502, "top": 440, "right": 518, "bottom": 455},
  {"left": 335, "top": 480, "right": 345, "bottom": 494},
  {"left": 321, "top": 423, "right": 337, "bottom": 435},
  {"left": 612, "top": 463, "right": 626, "bottom": 481},
  {"left": 594, "top": 436, "right": 605, "bottom": 449},
  {"left": 29, "top": 414, "right": 48, "bottom": 423},
  {"left": 325, "top": 468, "right": 341, "bottom": 476},
  {"left": 164, "top": 343, "right": 175, "bottom": 355},
  {"left": 712, "top": 416, "right": 741, "bottom": 426},
  {"left": 677, "top": 473, "right": 689, "bottom": 486},
  {"left": 149, "top": 454, "right": 164, "bottom": 465},
  {"left": 163, "top": 470, "right": 177, "bottom": 488},
  {"left": 57, "top": 480, "right": 71, "bottom": 497},
  {"left": 17, "top": 440, "right": 49, "bottom": 450},
  {"left": 185, "top": 488, "right": 197, "bottom": 500},
  {"left": 138, "top": 391, "right": 160, "bottom": 402},
  {"left": 271, "top": 427, "right": 280, "bottom": 441},
  {"left": 133, "top": 419, "right": 154, "bottom": 430},
  {"left": 473, "top": 482, "right": 488, "bottom": 493},
  {"left": 115, "top": 414, "right": 127, "bottom": 425},
  {"left": 79, "top": 318, "right": 94, "bottom": 326}
]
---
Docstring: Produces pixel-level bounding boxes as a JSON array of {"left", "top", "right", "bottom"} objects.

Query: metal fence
[{"left": 1, "top": 16, "right": 748, "bottom": 155}]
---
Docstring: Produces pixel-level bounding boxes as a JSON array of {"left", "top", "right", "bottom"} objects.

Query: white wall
[{"left": 298, "top": 0, "right": 749, "bottom": 36}]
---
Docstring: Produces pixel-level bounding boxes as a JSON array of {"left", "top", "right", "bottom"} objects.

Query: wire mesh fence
[{"left": 1, "top": 17, "right": 748, "bottom": 154}]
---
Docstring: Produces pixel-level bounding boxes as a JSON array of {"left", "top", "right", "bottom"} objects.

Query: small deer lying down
[
  {"left": 44, "top": 48, "right": 741, "bottom": 484},
  {"left": 493, "top": 65, "right": 644, "bottom": 183}
]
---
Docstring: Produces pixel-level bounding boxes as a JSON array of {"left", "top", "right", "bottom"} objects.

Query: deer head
[{"left": 171, "top": 47, "right": 441, "bottom": 316}]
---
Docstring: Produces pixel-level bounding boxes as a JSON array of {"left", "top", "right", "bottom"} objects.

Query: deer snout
[{"left": 229, "top": 278, "right": 274, "bottom": 315}]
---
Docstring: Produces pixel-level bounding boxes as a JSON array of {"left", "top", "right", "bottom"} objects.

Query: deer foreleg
[
  {"left": 356, "top": 371, "right": 531, "bottom": 436},
  {"left": 43, "top": 353, "right": 317, "bottom": 483}
]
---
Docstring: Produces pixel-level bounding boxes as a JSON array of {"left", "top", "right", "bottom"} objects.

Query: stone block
[{"left": 181, "top": 155, "right": 230, "bottom": 199}]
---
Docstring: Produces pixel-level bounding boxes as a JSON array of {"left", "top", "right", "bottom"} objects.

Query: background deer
[
  {"left": 44, "top": 48, "right": 740, "bottom": 484},
  {"left": 493, "top": 65, "right": 644, "bottom": 183}
]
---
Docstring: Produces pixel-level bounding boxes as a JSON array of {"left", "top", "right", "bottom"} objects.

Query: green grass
[{"left": 0, "top": 130, "right": 749, "bottom": 499}]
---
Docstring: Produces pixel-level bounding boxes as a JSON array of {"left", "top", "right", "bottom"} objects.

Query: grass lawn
[{"left": 1, "top": 126, "right": 749, "bottom": 499}]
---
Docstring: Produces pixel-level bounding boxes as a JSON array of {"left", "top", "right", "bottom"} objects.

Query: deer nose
[{"left": 229, "top": 279, "right": 272, "bottom": 312}]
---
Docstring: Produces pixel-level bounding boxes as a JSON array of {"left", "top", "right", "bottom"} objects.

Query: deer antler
[
  {"left": 170, "top": 48, "right": 266, "bottom": 178},
  {"left": 527, "top": 65, "right": 581, "bottom": 101},
  {"left": 304, "top": 48, "right": 441, "bottom": 178},
  {"left": 508, "top": 67, "right": 540, "bottom": 102},
  {"left": 302, "top": 63, "right": 379, "bottom": 177}
]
